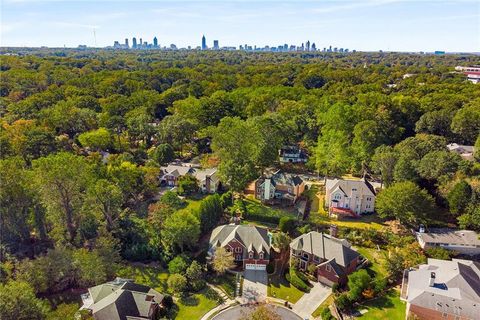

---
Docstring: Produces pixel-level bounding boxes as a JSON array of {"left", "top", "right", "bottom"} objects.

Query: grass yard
[
  {"left": 268, "top": 273, "right": 305, "bottom": 303},
  {"left": 356, "top": 247, "right": 388, "bottom": 276},
  {"left": 174, "top": 288, "right": 221, "bottom": 320},
  {"left": 309, "top": 211, "right": 385, "bottom": 230},
  {"left": 209, "top": 272, "right": 237, "bottom": 298},
  {"left": 311, "top": 294, "right": 334, "bottom": 318},
  {"left": 117, "top": 263, "right": 170, "bottom": 292},
  {"left": 356, "top": 289, "right": 406, "bottom": 320}
]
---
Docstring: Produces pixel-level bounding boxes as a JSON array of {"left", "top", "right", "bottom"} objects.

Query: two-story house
[
  {"left": 208, "top": 224, "right": 271, "bottom": 271},
  {"left": 289, "top": 231, "right": 360, "bottom": 286},
  {"left": 401, "top": 258, "right": 480, "bottom": 320},
  {"left": 79, "top": 278, "right": 165, "bottom": 320},
  {"left": 159, "top": 162, "right": 220, "bottom": 193},
  {"left": 255, "top": 169, "right": 305, "bottom": 205},
  {"left": 279, "top": 146, "right": 308, "bottom": 164},
  {"left": 325, "top": 178, "right": 376, "bottom": 217},
  {"left": 415, "top": 228, "right": 480, "bottom": 256}
]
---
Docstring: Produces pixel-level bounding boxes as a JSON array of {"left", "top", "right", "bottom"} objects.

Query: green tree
[
  {"left": 150, "top": 143, "right": 175, "bottom": 165},
  {"left": 162, "top": 210, "right": 200, "bottom": 252},
  {"left": 72, "top": 248, "right": 107, "bottom": 287},
  {"left": 447, "top": 180, "right": 472, "bottom": 215},
  {"left": 451, "top": 103, "right": 480, "bottom": 144},
  {"left": 425, "top": 247, "right": 453, "bottom": 260},
  {"left": 32, "top": 152, "right": 92, "bottom": 242},
  {"left": 167, "top": 274, "right": 187, "bottom": 296},
  {"left": 0, "top": 280, "right": 49, "bottom": 320},
  {"left": 376, "top": 181, "right": 436, "bottom": 225},
  {"left": 278, "top": 217, "right": 296, "bottom": 234},
  {"left": 197, "top": 194, "right": 223, "bottom": 233},
  {"left": 371, "top": 145, "right": 397, "bottom": 187},
  {"left": 168, "top": 256, "right": 190, "bottom": 274},
  {"left": 177, "top": 175, "right": 198, "bottom": 195},
  {"left": 417, "top": 150, "right": 462, "bottom": 181},
  {"left": 86, "top": 179, "right": 123, "bottom": 230},
  {"left": 186, "top": 260, "right": 206, "bottom": 291},
  {"left": 474, "top": 135, "right": 480, "bottom": 161},
  {"left": 78, "top": 128, "right": 113, "bottom": 151},
  {"left": 159, "top": 191, "right": 186, "bottom": 210},
  {"left": 347, "top": 269, "right": 372, "bottom": 302},
  {"left": 212, "top": 246, "right": 235, "bottom": 274}
]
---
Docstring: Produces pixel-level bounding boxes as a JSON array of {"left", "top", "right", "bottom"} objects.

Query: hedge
[{"left": 286, "top": 269, "right": 310, "bottom": 292}]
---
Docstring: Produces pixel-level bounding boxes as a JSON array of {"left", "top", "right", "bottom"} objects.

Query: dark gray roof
[
  {"left": 268, "top": 170, "right": 303, "bottom": 187},
  {"left": 87, "top": 280, "right": 164, "bottom": 320},
  {"left": 209, "top": 224, "right": 271, "bottom": 253},
  {"left": 406, "top": 258, "right": 480, "bottom": 319},
  {"left": 416, "top": 229, "right": 480, "bottom": 246},
  {"left": 290, "top": 232, "right": 359, "bottom": 268}
]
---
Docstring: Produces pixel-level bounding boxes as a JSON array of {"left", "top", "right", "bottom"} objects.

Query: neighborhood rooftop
[
  {"left": 416, "top": 229, "right": 480, "bottom": 246},
  {"left": 209, "top": 224, "right": 271, "bottom": 253}
]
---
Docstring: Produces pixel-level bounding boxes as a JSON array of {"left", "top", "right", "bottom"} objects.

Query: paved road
[
  {"left": 292, "top": 282, "right": 331, "bottom": 319},
  {"left": 212, "top": 304, "right": 302, "bottom": 320},
  {"left": 242, "top": 270, "right": 268, "bottom": 303}
]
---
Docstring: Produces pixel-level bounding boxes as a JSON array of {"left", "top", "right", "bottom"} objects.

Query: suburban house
[
  {"left": 447, "top": 143, "right": 475, "bottom": 161},
  {"left": 325, "top": 178, "right": 376, "bottom": 217},
  {"left": 279, "top": 145, "right": 308, "bottom": 164},
  {"left": 289, "top": 231, "right": 361, "bottom": 286},
  {"left": 208, "top": 224, "right": 271, "bottom": 271},
  {"left": 415, "top": 228, "right": 480, "bottom": 256},
  {"left": 255, "top": 169, "right": 305, "bottom": 205},
  {"left": 401, "top": 258, "right": 480, "bottom": 320},
  {"left": 159, "top": 162, "right": 220, "bottom": 193},
  {"left": 79, "top": 278, "right": 165, "bottom": 320}
]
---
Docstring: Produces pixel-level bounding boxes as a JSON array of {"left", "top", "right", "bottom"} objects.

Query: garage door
[{"left": 245, "top": 264, "right": 266, "bottom": 270}]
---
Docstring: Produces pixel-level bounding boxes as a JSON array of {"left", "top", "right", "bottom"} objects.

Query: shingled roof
[
  {"left": 406, "top": 258, "right": 480, "bottom": 319},
  {"left": 209, "top": 224, "right": 270, "bottom": 253},
  {"left": 289, "top": 231, "right": 359, "bottom": 268}
]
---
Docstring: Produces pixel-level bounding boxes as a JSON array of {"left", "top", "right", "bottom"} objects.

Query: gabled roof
[
  {"left": 326, "top": 178, "right": 376, "bottom": 196},
  {"left": 406, "top": 258, "right": 480, "bottom": 319},
  {"left": 318, "top": 258, "right": 345, "bottom": 276},
  {"left": 193, "top": 168, "right": 217, "bottom": 182},
  {"left": 86, "top": 279, "right": 164, "bottom": 320},
  {"left": 210, "top": 224, "right": 271, "bottom": 253},
  {"left": 263, "top": 170, "right": 303, "bottom": 187},
  {"left": 290, "top": 232, "right": 359, "bottom": 268},
  {"left": 416, "top": 229, "right": 480, "bottom": 246}
]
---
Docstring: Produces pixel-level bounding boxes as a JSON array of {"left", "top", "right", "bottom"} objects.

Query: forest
[{"left": 0, "top": 49, "right": 479, "bottom": 319}]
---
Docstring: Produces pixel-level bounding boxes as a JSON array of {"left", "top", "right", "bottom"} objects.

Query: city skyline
[{"left": 1, "top": 0, "right": 479, "bottom": 52}]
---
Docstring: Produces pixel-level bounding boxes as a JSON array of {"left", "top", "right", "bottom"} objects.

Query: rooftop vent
[{"left": 429, "top": 272, "right": 436, "bottom": 287}]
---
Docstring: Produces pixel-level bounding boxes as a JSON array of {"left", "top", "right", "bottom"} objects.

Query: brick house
[
  {"left": 159, "top": 162, "right": 220, "bottom": 193},
  {"left": 208, "top": 224, "right": 271, "bottom": 270},
  {"left": 289, "top": 231, "right": 360, "bottom": 286},
  {"left": 255, "top": 169, "right": 305, "bottom": 205},
  {"left": 401, "top": 258, "right": 480, "bottom": 320}
]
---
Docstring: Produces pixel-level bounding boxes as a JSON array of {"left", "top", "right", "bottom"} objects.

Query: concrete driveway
[
  {"left": 242, "top": 269, "right": 268, "bottom": 303},
  {"left": 292, "top": 282, "right": 331, "bottom": 319}
]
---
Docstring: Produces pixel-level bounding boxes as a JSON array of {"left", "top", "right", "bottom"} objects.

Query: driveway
[
  {"left": 292, "top": 282, "right": 331, "bottom": 319},
  {"left": 242, "top": 269, "right": 268, "bottom": 303},
  {"left": 212, "top": 304, "right": 302, "bottom": 320}
]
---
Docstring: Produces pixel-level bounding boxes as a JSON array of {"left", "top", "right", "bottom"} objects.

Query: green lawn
[
  {"left": 309, "top": 211, "right": 385, "bottom": 230},
  {"left": 174, "top": 288, "right": 221, "bottom": 320},
  {"left": 356, "top": 289, "right": 406, "bottom": 320},
  {"left": 117, "top": 263, "right": 170, "bottom": 292},
  {"left": 356, "top": 247, "right": 387, "bottom": 276},
  {"left": 268, "top": 273, "right": 305, "bottom": 303},
  {"left": 209, "top": 273, "right": 236, "bottom": 299},
  {"left": 311, "top": 294, "right": 334, "bottom": 318}
]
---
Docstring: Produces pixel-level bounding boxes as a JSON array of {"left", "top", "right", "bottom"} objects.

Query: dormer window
[
  {"left": 352, "top": 188, "right": 357, "bottom": 192},
  {"left": 326, "top": 264, "right": 332, "bottom": 272},
  {"left": 235, "top": 247, "right": 242, "bottom": 253},
  {"left": 249, "top": 252, "right": 253, "bottom": 259},
  {"left": 259, "top": 252, "right": 264, "bottom": 259}
]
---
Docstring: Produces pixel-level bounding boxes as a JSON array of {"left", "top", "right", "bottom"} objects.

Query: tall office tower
[
  {"left": 213, "top": 40, "right": 219, "bottom": 50},
  {"left": 139, "top": 38, "right": 143, "bottom": 48},
  {"left": 329, "top": 45, "right": 332, "bottom": 52},
  {"left": 153, "top": 37, "right": 158, "bottom": 47},
  {"left": 311, "top": 43, "right": 316, "bottom": 51},
  {"left": 306, "top": 40, "right": 310, "bottom": 51},
  {"left": 125, "top": 38, "right": 129, "bottom": 48},
  {"left": 201, "top": 35, "right": 207, "bottom": 50},
  {"left": 132, "top": 37, "right": 137, "bottom": 48}
]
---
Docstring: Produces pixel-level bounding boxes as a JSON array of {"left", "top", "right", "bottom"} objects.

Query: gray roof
[
  {"left": 290, "top": 232, "right": 359, "bottom": 268},
  {"left": 406, "top": 258, "right": 480, "bottom": 319},
  {"left": 209, "top": 224, "right": 270, "bottom": 253},
  {"left": 193, "top": 168, "right": 217, "bottom": 182},
  {"left": 87, "top": 279, "right": 164, "bottom": 320},
  {"left": 416, "top": 229, "right": 480, "bottom": 246},
  {"left": 326, "top": 178, "right": 376, "bottom": 196},
  {"left": 446, "top": 143, "right": 474, "bottom": 154},
  {"left": 267, "top": 170, "right": 303, "bottom": 187}
]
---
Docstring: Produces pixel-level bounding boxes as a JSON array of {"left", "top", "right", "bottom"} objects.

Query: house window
[
  {"left": 249, "top": 252, "right": 253, "bottom": 259},
  {"left": 259, "top": 252, "right": 264, "bottom": 259},
  {"left": 367, "top": 197, "right": 371, "bottom": 201},
  {"left": 235, "top": 247, "right": 242, "bottom": 253},
  {"left": 236, "top": 254, "right": 242, "bottom": 261},
  {"left": 352, "top": 188, "right": 357, "bottom": 192},
  {"left": 326, "top": 265, "right": 332, "bottom": 272},
  {"left": 334, "top": 194, "right": 341, "bottom": 200},
  {"left": 226, "top": 248, "right": 231, "bottom": 252},
  {"left": 345, "top": 203, "right": 349, "bottom": 208}
]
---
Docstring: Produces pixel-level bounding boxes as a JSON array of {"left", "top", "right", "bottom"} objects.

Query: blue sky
[{"left": 1, "top": 0, "right": 479, "bottom": 52}]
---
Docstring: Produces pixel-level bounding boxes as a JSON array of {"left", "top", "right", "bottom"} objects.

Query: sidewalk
[{"left": 200, "top": 284, "right": 237, "bottom": 320}]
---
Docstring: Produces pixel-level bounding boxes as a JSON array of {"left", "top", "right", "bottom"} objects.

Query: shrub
[
  {"left": 279, "top": 216, "right": 296, "bottom": 234},
  {"left": 167, "top": 274, "right": 187, "bottom": 296},
  {"left": 286, "top": 269, "right": 310, "bottom": 292},
  {"left": 168, "top": 256, "right": 190, "bottom": 275},
  {"left": 320, "top": 307, "right": 334, "bottom": 320}
]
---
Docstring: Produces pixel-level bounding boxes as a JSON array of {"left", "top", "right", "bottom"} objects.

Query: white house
[
  {"left": 193, "top": 168, "right": 220, "bottom": 194},
  {"left": 325, "top": 178, "right": 376, "bottom": 217}
]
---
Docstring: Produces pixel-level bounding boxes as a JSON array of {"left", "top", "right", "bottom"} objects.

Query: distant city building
[
  {"left": 311, "top": 43, "right": 316, "bottom": 51},
  {"left": 132, "top": 37, "right": 137, "bottom": 48},
  {"left": 434, "top": 50, "right": 446, "bottom": 55},
  {"left": 153, "top": 37, "right": 158, "bottom": 47},
  {"left": 306, "top": 40, "right": 310, "bottom": 51},
  {"left": 201, "top": 35, "right": 207, "bottom": 50},
  {"left": 213, "top": 40, "right": 219, "bottom": 50},
  {"left": 124, "top": 38, "right": 129, "bottom": 48}
]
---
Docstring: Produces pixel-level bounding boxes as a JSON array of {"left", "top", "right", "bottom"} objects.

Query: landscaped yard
[
  {"left": 117, "top": 263, "right": 221, "bottom": 319},
  {"left": 309, "top": 210, "right": 385, "bottom": 230},
  {"left": 268, "top": 273, "right": 305, "bottom": 303},
  {"left": 356, "top": 289, "right": 406, "bottom": 320},
  {"left": 356, "top": 247, "right": 388, "bottom": 276},
  {"left": 209, "top": 272, "right": 237, "bottom": 298}
]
